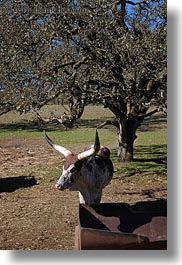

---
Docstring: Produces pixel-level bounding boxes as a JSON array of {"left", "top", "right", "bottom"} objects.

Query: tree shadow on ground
[
  {"left": 0, "top": 176, "right": 37, "bottom": 193},
  {"left": 134, "top": 157, "right": 167, "bottom": 164},
  {"left": 112, "top": 144, "right": 167, "bottom": 176},
  {"left": 131, "top": 199, "right": 167, "bottom": 212},
  {"left": 78, "top": 114, "right": 167, "bottom": 131},
  {"left": 0, "top": 120, "right": 66, "bottom": 132},
  {"left": 138, "top": 114, "right": 167, "bottom": 132},
  {"left": 0, "top": 113, "right": 166, "bottom": 132},
  {"left": 0, "top": 120, "right": 38, "bottom": 130},
  {"left": 112, "top": 144, "right": 167, "bottom": 162},
  {"left": 134, "top": 144, "right": 167, "bottom": 162},
  {"left": 117, "top": 188, "right": 167, "bottom": 199},
  {"left": 77, "top": 118, "right": 111, "bottom": 128},
  {"left": 0, "top": 118, "right": 105, "bottom": 131}
]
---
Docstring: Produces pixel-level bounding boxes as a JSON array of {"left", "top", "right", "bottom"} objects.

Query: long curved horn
[
  {"left": 44, "top": 131, "right": 72, "bottom": 157},
  {"left": 77, "top": 130, "right": 100, "bottom": 160}
]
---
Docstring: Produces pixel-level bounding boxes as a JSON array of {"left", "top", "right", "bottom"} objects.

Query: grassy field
[{"left": 0, "top": 104, "right": 167, "bottom": 177}]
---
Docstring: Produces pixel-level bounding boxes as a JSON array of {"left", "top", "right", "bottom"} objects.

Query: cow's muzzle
[{"left": 55, "top": 183, "right": 66, "bottom": 190}]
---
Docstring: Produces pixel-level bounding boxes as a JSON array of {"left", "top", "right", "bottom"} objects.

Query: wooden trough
[{"left": 75, "top": 202, "right": 167, "bottom": 250}]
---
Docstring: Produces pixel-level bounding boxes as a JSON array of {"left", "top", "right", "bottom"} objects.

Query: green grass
[{"left": 0, "top": 104, "right": 167, "bottom": 177}]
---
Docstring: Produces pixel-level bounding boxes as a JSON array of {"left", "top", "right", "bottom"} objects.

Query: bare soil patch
[{"left": 0, "top": 137, "right": 167, "bottom": 250}]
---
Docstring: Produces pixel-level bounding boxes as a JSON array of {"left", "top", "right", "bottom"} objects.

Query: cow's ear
[{"left": 75, "top": 160, "right": 83, "bottom": 171}]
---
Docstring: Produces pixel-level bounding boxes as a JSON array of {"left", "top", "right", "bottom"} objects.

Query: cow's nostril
[
  {"left": 55, "top": 183, "right": 62, "bottom": 189},
  {"left": 55, "top": 183, "right": 66, "bottom": 190}
]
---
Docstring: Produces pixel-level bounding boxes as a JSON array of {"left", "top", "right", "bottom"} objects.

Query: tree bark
[
  {"left": 116, "top": 109, "right": 159, "bottom": 161},
  {"left": 116, "top": 115, "right": 139, "bottom": 162},
  {"left": 98, "top": 103, "right": 160, "bottom": 162},
  {"left": 97, "top": 116, "right": 138, "bottom": 162}
]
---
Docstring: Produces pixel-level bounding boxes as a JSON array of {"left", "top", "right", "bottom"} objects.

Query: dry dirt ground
[{"left": 0, "top": 137, "right": 167, "bottom": 250}]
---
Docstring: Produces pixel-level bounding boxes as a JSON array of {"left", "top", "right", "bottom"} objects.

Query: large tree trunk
[
  {"left": 98, "top": 102, "right": 159, "bottom": 162},
  {"left": 117, "top": 138, "right": 134, "bottom": 162},
  {"left": 116, "top": 108, "right": 159, "bottom": 161},
  {"left": 116, "top": 115, "right": 139, "bottom": 162}
]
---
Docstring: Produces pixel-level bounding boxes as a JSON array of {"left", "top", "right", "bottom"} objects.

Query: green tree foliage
[{"left": 0, "top": 0, "right": 167, "bottom": 161}]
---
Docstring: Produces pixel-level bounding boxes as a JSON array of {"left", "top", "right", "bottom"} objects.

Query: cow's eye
[{"left": 70, "top": 167, "right": 76, "bottom": 173}]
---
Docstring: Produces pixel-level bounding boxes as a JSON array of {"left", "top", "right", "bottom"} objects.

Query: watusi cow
[{"left": 44, "top": 130, "right": 113, "bottom": 205}]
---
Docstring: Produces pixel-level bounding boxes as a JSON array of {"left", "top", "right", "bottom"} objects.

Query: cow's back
[{"left": 82, "top": 155, "right": 113, "bottom": 189}]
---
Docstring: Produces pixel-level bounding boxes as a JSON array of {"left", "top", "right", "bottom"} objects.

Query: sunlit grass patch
[{"left": 0, "top": 104, "right": 167, "bottom": 180}]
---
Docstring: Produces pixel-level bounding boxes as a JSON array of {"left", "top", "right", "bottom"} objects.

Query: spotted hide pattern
[{"left": 56, "top": 149, "right": 113, "bottom": 205}]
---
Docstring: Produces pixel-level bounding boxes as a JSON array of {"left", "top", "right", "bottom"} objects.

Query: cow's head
[{"left": 44, "top": 130, "right": 100, "bottom": 190}]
